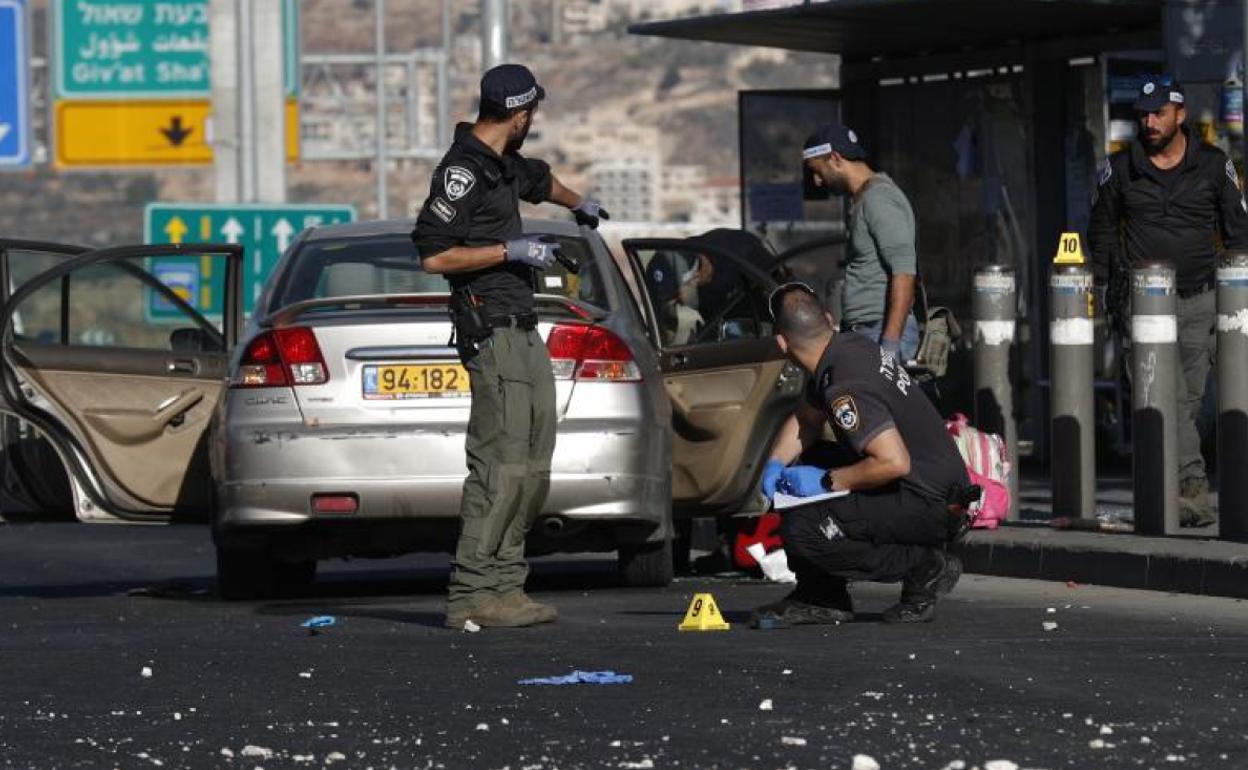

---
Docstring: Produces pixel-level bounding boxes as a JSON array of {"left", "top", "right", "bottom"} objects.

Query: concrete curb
[{"left": 959, "top": 526, "right": 1248, "bottom": 599}]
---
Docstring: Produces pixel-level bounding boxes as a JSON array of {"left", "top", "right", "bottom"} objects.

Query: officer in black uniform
[
  {"left": 1089, "top": 75, "right": 1248, "bottom": 527},
  {"left": 411, "top": 64, "right": 608, "bottom": 631},
  {"left": 752, "top": 283, "right": 973, "bottom": 626}
]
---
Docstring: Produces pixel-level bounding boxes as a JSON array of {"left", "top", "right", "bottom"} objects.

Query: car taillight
[
  {"left": 232, "top": 327, "right": 329, "bottom": 388},
  {"left": 546, "top": 324, "right": 641, "bottom": 382}
]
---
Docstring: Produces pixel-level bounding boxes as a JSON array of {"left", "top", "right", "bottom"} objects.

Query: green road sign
[
  {"left": 144, "top": 202, "right": 356, "bottom": 321},
  {"left": 54, "top": 0, "right": 299, "bottom": 99}
]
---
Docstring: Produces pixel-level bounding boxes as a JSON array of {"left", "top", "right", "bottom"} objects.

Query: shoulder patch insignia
[
  {"left": 1098, "top": 159, "right": 1113, "bottom": 187},
  {"left": 444, "top": 165, "right": 477, "bottom": 202},
  {"left": 830, "top": 395, "right": 860, "bottom": 433},
  {"left": 430, "top": 197, "right": 456, "bottom": 224}
]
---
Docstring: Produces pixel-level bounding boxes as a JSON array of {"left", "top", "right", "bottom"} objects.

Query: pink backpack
[{"left": 944, "top": 413, "right": 1011, "bottom": 529}]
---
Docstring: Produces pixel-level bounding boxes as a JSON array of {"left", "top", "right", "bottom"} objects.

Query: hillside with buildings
[{"left": 1, "top": 0, "right": 838, "bottom": 246}]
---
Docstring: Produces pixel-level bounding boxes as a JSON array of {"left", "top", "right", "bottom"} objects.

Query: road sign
[
  {"left": 54, "top": 97, "right": 299, "bottom": 168},
  {"left": 54, "top": 0, "right": 299, "bottom": 99},
  {"left": 0, "top": 0, "right": 30, "bottom": 170},
  {"left": 143, "top": 203, "right": 357, "bottom": 320}
]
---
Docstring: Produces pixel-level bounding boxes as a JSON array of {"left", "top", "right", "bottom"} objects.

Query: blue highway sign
[{"left": 0, "top": 0, "right": 31, "bottom": 169}]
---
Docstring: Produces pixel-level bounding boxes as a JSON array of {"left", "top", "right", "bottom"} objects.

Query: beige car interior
[{"left": 16, "top": 365, "right": 222, "bottom": 510}]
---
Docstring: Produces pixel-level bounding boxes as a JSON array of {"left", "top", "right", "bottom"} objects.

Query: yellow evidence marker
[
  {"left": 1053, "top": 232, "right": 1087, "bottom": 265},
  {"left": 678, "top": 593, "right": 731, "bottom": 631}
]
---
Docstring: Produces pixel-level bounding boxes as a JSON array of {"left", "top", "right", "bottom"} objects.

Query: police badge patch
[
  {"left": 444, "top": 166, "right": 476, "bottom": 202},
  {"left": 830, "top": 395, "right": 860, "bottom": 432}
]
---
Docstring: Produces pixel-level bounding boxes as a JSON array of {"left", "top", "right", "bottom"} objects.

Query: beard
[
  {"left": 1141, "top": 124, "right": 1179, "bottom": 154},
  {"left": 506, "top": 118, "right": 532, "bottom": 153}
]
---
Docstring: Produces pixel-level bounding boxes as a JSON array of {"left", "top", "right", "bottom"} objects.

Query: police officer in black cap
[
  {"left": 1089, "top": 75, "right": 1248, "bottom": 527},
  {"left": 412, "top": 64, "right": 609, "bottom": 630},
  {"left": 752, "top": 284, "right": 973, "bottom": 626}
]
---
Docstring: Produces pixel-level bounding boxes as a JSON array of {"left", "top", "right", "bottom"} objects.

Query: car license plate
[{"left": 362, "top": 363, "right": 470, "bottom": 399}]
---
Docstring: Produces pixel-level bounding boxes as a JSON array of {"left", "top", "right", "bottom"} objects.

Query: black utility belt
[
  {"left": 485, "top": 312, "right": 538, "bottom": 331},
  {"left": 1176, "top": 277, "right": 1215, "bottom": 299}
]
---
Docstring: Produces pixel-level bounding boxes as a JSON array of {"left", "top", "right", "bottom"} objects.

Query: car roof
[{"left": 302, "top": 217, "right": 581, "bottom": 242}]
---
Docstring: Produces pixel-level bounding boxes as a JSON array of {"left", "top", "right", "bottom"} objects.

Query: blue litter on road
[
  {"left": 301, "top": 615, "right": 336, "bottom": 630},
  {"left": 518, "top": 670, "right": 633, "bottom": 685}
]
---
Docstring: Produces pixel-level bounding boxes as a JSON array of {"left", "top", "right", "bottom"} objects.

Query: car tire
[
  {"left": 618, "top": 538, "right": 674, "bottom": 588},
  {"left": 216, "top": 545, "right": 317, "bottom": 600}
]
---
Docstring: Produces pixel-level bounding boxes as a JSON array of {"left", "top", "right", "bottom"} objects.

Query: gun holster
[{"left": 448, "top": 288, "right": 492, "bottom": 355}]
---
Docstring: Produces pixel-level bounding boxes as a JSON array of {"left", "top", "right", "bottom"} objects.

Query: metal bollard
[
  {"left": 1049, "top": 264, "right": 1096, "bottom": 519},
  {"left": 1218, "top": 251, "right": 1248, "bottom": 541},
  {"left": 973, "top": 265, "right": 1018, "bottom": 518},
  {"left": 1131, "top": 261, "right": 1180, "bottom": 535}
]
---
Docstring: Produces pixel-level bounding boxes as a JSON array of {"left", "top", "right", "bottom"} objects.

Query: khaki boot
[
  {"left": 497, "top": 591, "right": 558, "bottom": 623},
  {"left": 471, "top": 595, "right": 544, "bottom": 628},
  {"left": 444, "top": 600, "right": 485, "bottom": 631},
  {"left": 1179, "top": 477, "right": 1216, "bottom": 528}
]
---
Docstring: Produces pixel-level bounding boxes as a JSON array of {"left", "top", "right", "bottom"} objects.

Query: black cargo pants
[{"left": 780, "top": 484, "right": 948, "bottom": 604}]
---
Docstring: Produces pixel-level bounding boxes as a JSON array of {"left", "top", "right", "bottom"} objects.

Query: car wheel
[
  {"left": 216, "top": 545, "right": 317, "bottom": 600},
  {"left": 618, "top": 538, "right": 674, "bottom": 588}
]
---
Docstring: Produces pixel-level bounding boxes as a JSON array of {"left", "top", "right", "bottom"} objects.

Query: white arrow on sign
[
  {"left": 220, "top": 217, "right": 244, "bottom": 244},
  {"left": 271, "top": 218, "right": 295, "bottom": 253},
  {"left": 0, "top": 124, "right": 10, "bottom": 144}
]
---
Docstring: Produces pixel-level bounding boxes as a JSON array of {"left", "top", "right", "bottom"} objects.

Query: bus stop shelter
[{"left": 631, "top": 0, "right": 1164, "bottom": 458}]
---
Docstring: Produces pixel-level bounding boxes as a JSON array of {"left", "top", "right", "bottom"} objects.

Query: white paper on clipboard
[{"left": 772, "top": 489, "right": 850, "bottom": 511}]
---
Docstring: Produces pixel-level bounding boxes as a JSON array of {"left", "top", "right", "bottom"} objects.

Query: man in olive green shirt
[{"left": 803, "top": 123, "right": 920, "bottom": 361}]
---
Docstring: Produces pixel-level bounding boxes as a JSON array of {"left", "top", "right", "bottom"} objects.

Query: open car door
[
  {"left": 0, "top": 243, "right": 243, "bottom": 523},
  {"left": 622, "top": 237, "right": 805, "bottom": 514},
  {"left": 1, "top": 240, "right": 91, "bottom": 517}
]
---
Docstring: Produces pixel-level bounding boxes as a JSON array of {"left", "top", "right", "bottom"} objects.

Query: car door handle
[
  {"left": 669, "top": 352, "right": 689, "bottom": 367},
  {"left": 167, "top": 358, "right": 199, "bottom": 375}
]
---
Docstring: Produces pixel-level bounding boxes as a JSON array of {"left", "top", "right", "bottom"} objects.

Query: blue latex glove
[
  {"left": 760, "top": 459, "right": 785, "bottom": 499},
  {"left": 779, "top": 465, "right": 828, "bottom": 497},
  {"left": 505, "top": 235, "right": 562, "bottom": 270},
  {"left": 880, "top": 336, "right": 903, "bottom": 360},
  {"left": 572, "top": 198, "right": 611, "bottom": 229}
]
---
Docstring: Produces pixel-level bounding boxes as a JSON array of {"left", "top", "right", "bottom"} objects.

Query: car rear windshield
[{"left": 271, "top": 233, "right": 612, "bottom": 314}]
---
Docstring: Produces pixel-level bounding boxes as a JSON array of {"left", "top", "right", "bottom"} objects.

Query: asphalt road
[{"left": 1, "top": 523, "right": 1247, "bottom": 770}]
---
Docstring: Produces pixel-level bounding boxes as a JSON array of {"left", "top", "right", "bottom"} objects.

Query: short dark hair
[
  {"left": 774, "top": 287, "right": 832, "bottom": 343},
  {"left": 477, "top": 101, "right": 533, "bottom": 124}
]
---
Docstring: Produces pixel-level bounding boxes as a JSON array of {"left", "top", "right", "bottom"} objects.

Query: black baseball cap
[
  {"left": 803, "top": 122, "right": 867, "bottom": 162},
  {"left": 480, "top": 63, "right": 545, "bottom": 112},
  {"left": 1133, "top": 75, "right": 1185, "bottom": 112}
]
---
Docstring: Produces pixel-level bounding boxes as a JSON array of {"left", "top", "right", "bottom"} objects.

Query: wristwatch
[{"left": 821, "top": 469, "right": 836, "bottom": 492}]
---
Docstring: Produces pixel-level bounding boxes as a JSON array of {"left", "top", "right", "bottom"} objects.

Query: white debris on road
[
  {"left": 781, "top": 736, "right": 808, "bottom": 746},
  {"left": 1043, "top": 622, "right": 1059, "bottom": 631},
  {"left": 619, "top": 760, "right": 654, "bottom": 769},
  {"left": 985, "top": 761, "right": 1019, "bottom": 770},
  {"left": 852, "top": 754, "right": 881, "bottom": 770},
  {"left": 140, "top": 667, "right": 153, "bottom": 679},
  {"left": 759, "top": 699, "right": 774, "bottom": 711},
  {"left": 240, "top": 745, "right": 273, "bottom": 760}
]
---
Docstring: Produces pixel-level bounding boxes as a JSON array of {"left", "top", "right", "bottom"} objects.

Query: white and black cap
[
  {"left": 1134, "top": 75, "right": 1185, "bottom": 112},
  {"left": 480, "top": 63, "right": 546, "bottom": 112}
]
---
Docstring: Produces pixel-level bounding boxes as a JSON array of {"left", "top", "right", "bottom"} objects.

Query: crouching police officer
[
  {"left": 411, "top": 64, "right": 608, "bottom": 630},
  {"left": 752, "top": 284, "right": 975, "bottom": 627}
]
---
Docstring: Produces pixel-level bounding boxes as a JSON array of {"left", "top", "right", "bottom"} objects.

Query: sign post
[
  {"left": 0, "top": 0, "right": 31, "bottom": 170},
  {"left": 143, "top": 203, "right": 355, "bottom": 319}
]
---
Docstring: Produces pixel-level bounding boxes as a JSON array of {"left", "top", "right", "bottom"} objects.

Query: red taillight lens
[
  {"left": 231, "top": 327, "right": 329, "bottom": 388},
  {"left": 546, "top": 324, "right": 641, "bottom": 382},
  {"left": 312, "top": 493, "right": 358, "bottom": 514}
]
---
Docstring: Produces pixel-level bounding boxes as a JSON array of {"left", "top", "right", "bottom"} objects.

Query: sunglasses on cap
[{"left": 767, "top": 281, "right": 818, "bottom": 321}]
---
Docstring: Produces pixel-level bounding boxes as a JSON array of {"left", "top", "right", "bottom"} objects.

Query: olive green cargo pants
[{"left": 447, "top": 326, "right": 557, "bottom": 610}]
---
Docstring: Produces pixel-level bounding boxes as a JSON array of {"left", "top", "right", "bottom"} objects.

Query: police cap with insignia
[
  {"left": 480, "top": 63, "right": 546, "bottom": 113},
  {"left": 803, "top": 121, "right": 867, "bottom": 162},
  {"left": 1133, "top": 75, "right": 1184, "bottom": 112}
]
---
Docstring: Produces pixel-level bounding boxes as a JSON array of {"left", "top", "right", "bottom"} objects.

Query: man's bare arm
[
  {"left": 766, "top": 401, "right": 825, "bottom": 466},
  {"left": 548, "top": 174, "right": 583, "bottom": 209},
  {"left": 825, "top": 427, "right": 911, "bottom": 491},
  {"left": 882, "top": 273, "right": 917, "bottom": 342},
  {"left": 421, "top": 244, "right": 506, "bottom": 275}
]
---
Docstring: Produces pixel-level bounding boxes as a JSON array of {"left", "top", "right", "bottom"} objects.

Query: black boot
[
  {"left": 750, "top": 584, "right": 855, "bottom": 629},
  {"left": 882, "top": 550, "right": 962, "bottom": 624}
]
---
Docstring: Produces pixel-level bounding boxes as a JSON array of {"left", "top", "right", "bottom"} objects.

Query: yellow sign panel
[
  {"left": 677, "top": 592, "right": 730, "bottom": 632},
  {"left": 55, "top": 99, "right": 300, "bottom": 168},
  {"left": 1053, "top": 231, "right": 1087, "bottom": 265}
]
